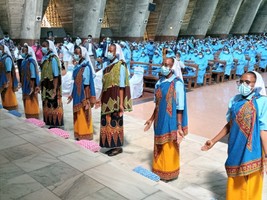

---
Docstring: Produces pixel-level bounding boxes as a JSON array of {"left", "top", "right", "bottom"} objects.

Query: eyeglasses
[{"left": 236, "top": 80, "right": 255, "bottom": 86}]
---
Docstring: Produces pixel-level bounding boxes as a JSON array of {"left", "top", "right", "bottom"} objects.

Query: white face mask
[
  {"left": 107, "top": 52, "right": 114, "bottom": 60},
  {"left": 238, "top": 83, "right": 253, "bottom": 96}
]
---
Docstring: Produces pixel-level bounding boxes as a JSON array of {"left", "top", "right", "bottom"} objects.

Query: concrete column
[
  {"left": 20, "top": 0, "right": 44, "bottom": 44},
  {"left": 249, "top": 1, "right": 267, "bottom": 34},
  {"left": 73, "top": 0, "right": 106, "bottom": 40},
  {"left": 208, "top": 0, "right": 243, "bottom": 37},
  {"left": 230, "top": 0, "right": 262, "bottom": 35},
  {"left": 0, "top": 26, "right": 3, "bottom": 38},
  {"left": 115, "top": 0, "right": 152, "bottom": 40},
  {"left": 154, "top": 0, "right": 189, "bottom": 41},
  {"left": 186, "top": 0, "right": 219, "bottom": 38}
]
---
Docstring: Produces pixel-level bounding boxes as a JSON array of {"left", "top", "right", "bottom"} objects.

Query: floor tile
[
  {"left": 0, "top": 143, "right": 42, "bottom": 161},
  {"left": 39, "top": 140, "right": 80, "bottom": 157},
  {"left": 52, "top": 174, "right": 105, "bottom": 200},
  {"left": 0, "top": 162, "right": 25, "bottom": 181},
  {"left": 0, "top": 174, "right": 43, "bottom": 200},
  {"left": 18, "top": 188, "right": 61, "bottom": 200},
  {"left": 20, "top": 131, "right": 56, "bottom": 146},
  {"left": 84, "top": 162, "right": 158, "bottom": 199},
  {"left": 84, "top": 187, "right": 127, "bottom": 200},
  {"left": 0, "top": 134, "right": 27, "bottom": 150},
  {"left": 13, "top": 152, "right": 60, "bottom": 172},
  {"left": 29, "top": 162, "right": 81, "bottom": 188},
  {"left": 58, "top": 151, "right": 109, "bottom": 172}
]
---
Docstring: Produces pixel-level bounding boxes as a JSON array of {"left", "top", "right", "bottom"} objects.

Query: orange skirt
[
  {"left": 1, "top": 81, "right": 18, "bottom": 110},
  {"left": 23, "top": 95, "right": 39, "bottom": 118},
  {"left": 152, "top": 141, "right": 180, "bottom": 181},
  {"left": 226, "top": 170, "right": 263, "bottom": 200},
  {"left": 74, "top": 108, "right": 93, "bottom": 140}
]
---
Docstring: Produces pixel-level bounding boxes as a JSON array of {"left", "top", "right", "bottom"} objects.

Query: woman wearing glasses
[{"left": 201, "top": 71, "right": 267, "bottom": 200}]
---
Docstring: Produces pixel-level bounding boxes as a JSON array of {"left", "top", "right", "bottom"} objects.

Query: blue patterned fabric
[
  {"left": 225, "top": 93, "right": 264, "bottom": 177},
  {"left": 133, "top": 166, "right": 160, "bottom": 182},
  {"left": 21, "top": 56, "right": 40, "bottom": 95},
  {"left": 72, "top": 60, "right": 95, "bottom": 107},
  {"left": 8, "top": 110, "right": 22, "bottom": 117}
]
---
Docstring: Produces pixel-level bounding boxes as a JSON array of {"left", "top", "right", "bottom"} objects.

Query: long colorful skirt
[
  {"left": 1, "top": 80, "right": 18, "bottom": 110},
  {"left": 23, "top": 95, "right": 39, "bottom": 119},
  {"left": 152, "top": 141, "right": 180, "bottom": 181},
  {"left": 42, "top": 95, "right": 64, "bottom": 126},
  {"left": 226, "top": 170, "right": 263, "bottom": 200},
  {"left": 100, "top": 112, "right": 123, "bottom": 148},
  {"left": 74, "top": 108, "right": 93, "bottom": 140}
]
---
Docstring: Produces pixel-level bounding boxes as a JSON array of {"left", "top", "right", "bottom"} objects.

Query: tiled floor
[{"left": 0, "top": 72, "right": 267, "bottom": 200}]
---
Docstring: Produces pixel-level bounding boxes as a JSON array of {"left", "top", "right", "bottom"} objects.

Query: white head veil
[
  {"left": 24, "top": 43, "right": 37, "bottom": 63},
  {"left": 80, "top": 45, "right": 95, "bottom": 77},
  {"left": 115, "top": 43, "right": 125, "bottom": 61},
  {"left": 252, "top": 71, "right": 266, "bottom": 96},
  {"left": 47, "top": 40, "right": 58, "bottom": 57}
]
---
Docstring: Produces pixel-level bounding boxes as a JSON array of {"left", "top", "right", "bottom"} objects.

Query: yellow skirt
[
  {"left": 74, "top": 108, "right": 93, "bottom": 140},
  {"left": 23, "top": 95, "right": 39, "bottom": 118},
  {"left": 1, "top": 81, "right": 18, "bottom": 110},
  {"left": 226, "top": 170, "right": 263, "bottom": 200},
  {"left": 152, "top": 141, "right": 180, "bottom": 181}
]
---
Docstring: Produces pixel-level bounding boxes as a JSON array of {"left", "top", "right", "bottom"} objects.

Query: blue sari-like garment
[
  {"left": 21, "top": 56, "right": 40, "bottom": 95},
  {"left": 154, "top": 77, "right": 188, "bottom": 145},
  {"left": 226, "top": 94, "right": 263, "bottom": 177}
]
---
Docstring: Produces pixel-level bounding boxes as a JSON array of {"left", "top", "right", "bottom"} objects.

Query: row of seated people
[{"left": 129, "top": 54, "right": 265, "bottom": 93}]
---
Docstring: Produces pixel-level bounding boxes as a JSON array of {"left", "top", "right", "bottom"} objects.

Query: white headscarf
[
  {"left": 79, "top": 45, "right": 95, "bottom": 77},
  {"left": 115, "top": 43, "right": 125, "bottom": 61},
  {"left": 47, "top": 40, "right": 58, "bottom": 57},
  {"left": 24, "top": 43, "right": 37, "bottom": 63},
  {"left": 252, "top": 71, "right": 266, "bottom": 96}
]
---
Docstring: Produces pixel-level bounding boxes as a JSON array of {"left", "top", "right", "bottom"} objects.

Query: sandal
[{"left": 108, "top": 148, "right": 123, "bottom": 156}]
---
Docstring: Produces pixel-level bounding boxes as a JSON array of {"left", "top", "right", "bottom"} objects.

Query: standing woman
[
  {"left": 144, "top": 57, "right": 188, "bottom": 181},
  {"left": 67, "top": 46, "right": 96, "bottom": 140},
  {"left": 0, "top": 44, "right": 18, "bottom": 110},
  {"left": 40, "top": 40, "right": 64, "bottom": 127},
  {"left": 202, "top": 71, "right": 267, "bottom": 199},
  {"left": 20, "top": 45, "right": 40, "bottom": 118}
]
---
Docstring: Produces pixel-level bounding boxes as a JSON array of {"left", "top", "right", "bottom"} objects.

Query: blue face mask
[
  {"left": 21, "top": 53, "right": 26, "bottom": 58},
  {"left": 4, "top": 37, "right": 9, "bottom": 41},
  {"left": 107, "top": 52, "right": 114, "bottom": 60},
  {"left": 224, "top": 51, "right": 229, "bottom": 54},
  {"left": 73, "top": 54, "right": 80, "bottom": 61},
  {"left": 42, "top": 47, "right": 48, "bottom": 55},
  {"left": 198, "top": 55, "right": 203, "bottom": 59},
  {"left": 206, "top": 51, "right": 211, "bottom": 54},
  {"left": 161, "top": 66, "right": 171, "bottom": 76},
  {"left": 238, "top": 83, "right": 252, "bottom": 96},
  {"left": 141, "top": 53, "right": 145, "bottom": 57}
]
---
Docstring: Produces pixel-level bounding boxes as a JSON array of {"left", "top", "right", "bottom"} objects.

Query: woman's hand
[
  {"left": 94, "top": 100, "right": 101, "bottom": 109},
  {"left": 67, "top": 96, "right": 72, "bottom": 104},
  {"left": 177, "top": 128, "right": 184, "bottom": 144},
  {"left": 144, "top": 119, "right": 153, "bottom": 132},
  {"left": 264, "top": 156, "right": 267, "bottom": 175},
  {"left": 119, "top": 104, "right": 124, "bottom": 117},
  {"left": 35, "top": 87, "right": 40, "bottom": 94},
  {"left": 201, "top": 140, "right": 215, "bottom": 151}
]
